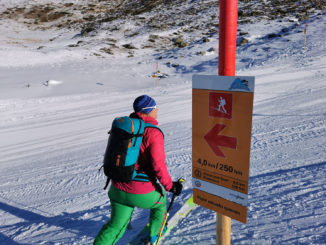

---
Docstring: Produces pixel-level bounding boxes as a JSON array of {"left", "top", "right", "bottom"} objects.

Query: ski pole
[
  {"left": 156, "top": 178, "right": 185, "bottom": 245},
  {"left": 127, "top": 217, "right": 132, "bottom": 230}
]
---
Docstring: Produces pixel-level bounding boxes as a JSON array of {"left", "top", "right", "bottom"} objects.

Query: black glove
[{"left": 170, "top": 181, "right": 183, "bottom": 196}]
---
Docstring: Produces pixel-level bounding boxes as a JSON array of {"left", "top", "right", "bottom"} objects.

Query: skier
[{"left": 94, "top": 95, "right": 183, "bottom": 245}]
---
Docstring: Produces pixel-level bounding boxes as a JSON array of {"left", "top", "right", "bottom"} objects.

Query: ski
[{"left": 128, "top": 195, "right": 195, "bottom": 245}]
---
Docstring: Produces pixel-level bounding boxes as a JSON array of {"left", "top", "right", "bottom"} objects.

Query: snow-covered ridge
[{"left": 0, "top": 0, "right": 324, "bottom": 59}]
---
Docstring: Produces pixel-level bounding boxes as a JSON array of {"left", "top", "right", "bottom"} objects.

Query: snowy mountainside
[
  {"left": 0, "top": 0, "right": 326, "bottom": 244},
  {"left": 0, "top": 0, "right": 324, "bottom": 60}
]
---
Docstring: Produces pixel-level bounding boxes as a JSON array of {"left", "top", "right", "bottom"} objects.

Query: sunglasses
[{"left": 141, "top": 105, "right": 157, "bottom": 111}]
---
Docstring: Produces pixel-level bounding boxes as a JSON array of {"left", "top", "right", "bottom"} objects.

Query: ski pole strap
[
  {"left": 103, "top": 178, "right": 110, "bottom": 190},
  {"left": 167, "top": 194, "right": 176, "bottom": 214}
]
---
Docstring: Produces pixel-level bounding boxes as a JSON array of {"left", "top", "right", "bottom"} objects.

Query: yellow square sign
[{"left": 192, "top": 75, "right": 255, "bottom": 223}]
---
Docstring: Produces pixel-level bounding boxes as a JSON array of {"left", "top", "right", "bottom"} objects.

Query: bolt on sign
[{"left": 192, "top": 75, "right": 255, "bottom": 223}]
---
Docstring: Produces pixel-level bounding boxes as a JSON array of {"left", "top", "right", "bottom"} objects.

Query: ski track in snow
[
  {"left": 0, "top": 84, "right": 194, "bottom": 245},
  {"left": 166, "top": 161, "right": 326, "bottom": 245}
]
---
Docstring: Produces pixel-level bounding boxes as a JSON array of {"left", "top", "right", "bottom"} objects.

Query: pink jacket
[{"left": 112, "top": 113, "right": 173, "bottom": 194}]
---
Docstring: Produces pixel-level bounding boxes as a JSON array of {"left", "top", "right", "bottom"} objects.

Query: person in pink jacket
[{"left": 94, "top": 95, "right": 183, "bottom": 245}]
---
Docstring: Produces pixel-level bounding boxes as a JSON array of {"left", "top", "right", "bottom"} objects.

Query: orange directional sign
[{"left": 192, "top": 75, "right": 255, "bottom": 223}]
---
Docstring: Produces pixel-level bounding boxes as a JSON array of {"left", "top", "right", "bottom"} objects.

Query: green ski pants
[{"left": 94, "top": 185, "right": 167, "bottom": 245}]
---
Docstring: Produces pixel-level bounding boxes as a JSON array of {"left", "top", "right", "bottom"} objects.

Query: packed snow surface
[{"left": 0, "top": 1, "right": 325, "bottom": 244}]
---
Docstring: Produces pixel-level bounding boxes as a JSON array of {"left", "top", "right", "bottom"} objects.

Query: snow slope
[{"left": 0, "top": 1, "right": 325, "bottom": 244}]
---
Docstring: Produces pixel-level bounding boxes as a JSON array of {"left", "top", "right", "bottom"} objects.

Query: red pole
[
  {"left": 217, "top": 1, "right": 238, "bottom": 244},
  {"left": 218, "top": 0, "right": 238, "bottom": 76}
]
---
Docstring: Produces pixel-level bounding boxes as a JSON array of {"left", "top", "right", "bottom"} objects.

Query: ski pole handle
[
  {"left": 156, "top": 178, "right": 185, "bottom": 245},
  {"left": 178, "top": 178, "right": 185, "bottom": 184},
  {"left": 167, "top": 178, "right": 185, "bottom": 213},
  {"left": 157, "top": 195, "right": 175, "bottom": 245}
]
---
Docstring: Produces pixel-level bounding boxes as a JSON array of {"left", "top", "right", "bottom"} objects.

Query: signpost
[
  {"left": 192, "top": 1, "right": 255, "bottom": 244},
  {"left": 216, "top": 1, "right": 238, "bottom": 243},
  {"left": 192, "top": 75, "right": 254, "bottom": 224}
]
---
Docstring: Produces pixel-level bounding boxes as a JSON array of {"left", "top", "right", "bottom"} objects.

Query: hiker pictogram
[
  {"left": 218, "top": 97, "right": 227, "bottom": 114},
  {"left": 209, "top": 92, "right": 233, "bottom": 119}
]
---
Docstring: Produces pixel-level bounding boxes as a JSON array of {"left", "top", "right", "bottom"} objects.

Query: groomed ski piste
[{"left": 0, "top": 0, "right": 325, "bottom": 244}]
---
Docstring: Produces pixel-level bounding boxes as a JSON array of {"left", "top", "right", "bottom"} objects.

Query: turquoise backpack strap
[
  {"left": 132, "top": 122, "right": 164, "bottom": 182},
  {"left": 144, "top": 123, "right": 164, "bottom": 138}
]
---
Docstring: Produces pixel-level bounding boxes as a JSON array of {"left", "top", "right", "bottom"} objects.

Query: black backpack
[{"left": 102, "top": 116, "right": 162, "bottom": 189}]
